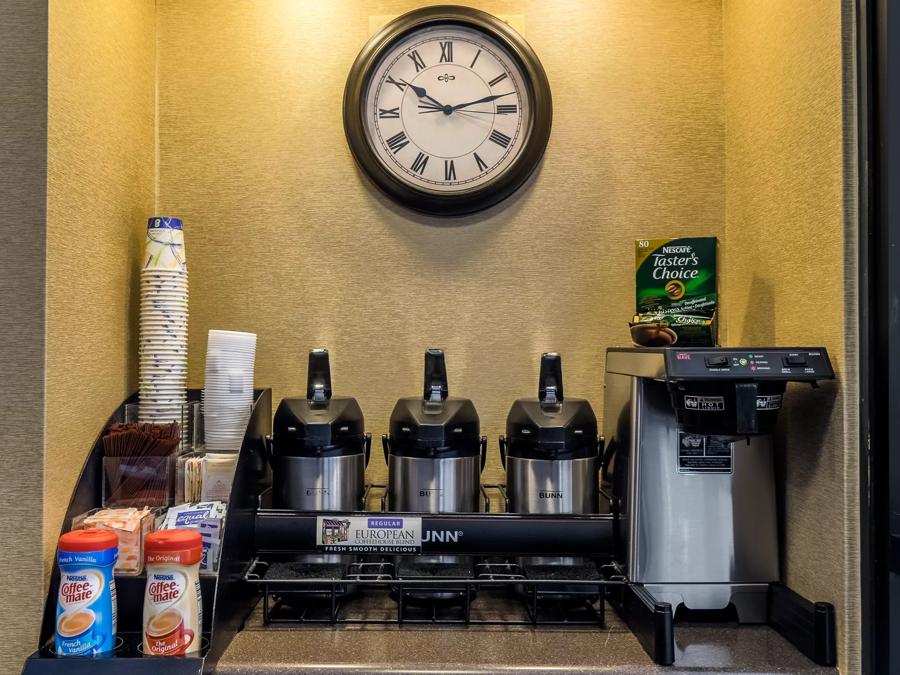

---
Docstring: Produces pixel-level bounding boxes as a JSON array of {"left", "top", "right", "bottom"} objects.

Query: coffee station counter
[{"left": 215, "top": 610, "right": 835, "bottom": 675}]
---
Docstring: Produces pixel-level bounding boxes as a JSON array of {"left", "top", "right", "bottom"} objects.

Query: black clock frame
[{"left": 343, "top": 5, "right": 553, "bottom": 216}]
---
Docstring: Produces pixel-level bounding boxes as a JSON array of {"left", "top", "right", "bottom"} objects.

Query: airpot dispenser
[{"left": 270, "top": 349, "right": 371, "bottom": 511}]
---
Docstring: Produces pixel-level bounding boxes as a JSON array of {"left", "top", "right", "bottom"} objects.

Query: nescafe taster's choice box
[{"left": 631, "top": 237, "right": 718, "bottom": 347}]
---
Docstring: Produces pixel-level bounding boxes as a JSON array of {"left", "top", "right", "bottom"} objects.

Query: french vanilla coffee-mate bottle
[
  {"left": 56, "top": 529, "right": 119, "bottom": 657},
  {"left": 143, "top": 530, "right": 202, "bottom": 656}
]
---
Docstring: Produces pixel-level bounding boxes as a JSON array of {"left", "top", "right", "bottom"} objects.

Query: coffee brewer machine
[
  {"left": 602, "top": 347, "right": 834, "bottom": 621},
  {"left": 270, "top": 349, "right": 371, "bottom": 511}
]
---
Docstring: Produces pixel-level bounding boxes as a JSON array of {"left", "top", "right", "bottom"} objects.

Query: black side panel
[
  {"left": 862, "top": 0, "right": 900, "bottom": 672},
  {"left": 768, "top": 583, "right": 836, "bottom": 667},
  {"left": 607, "top": 583, "right": 674, "bottom": 666},
  {"left": 204, "top": 389, "right": 272, "bottom": 672}
]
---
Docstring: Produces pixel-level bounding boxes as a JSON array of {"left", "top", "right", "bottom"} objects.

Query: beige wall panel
[
  {"left": 722, "top": 1, "right": 858, "bottom": 671},
  {"left": 157, "top": 0, "right": 726, "bottom": 485},
  {"left": 45, "top": 0, "right": 157, "bottom": 568},
  {"left": 0, "top": 2, "right": 47, "bottom": 669}
]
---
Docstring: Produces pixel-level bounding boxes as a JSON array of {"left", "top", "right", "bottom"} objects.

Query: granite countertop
[{"left": 215, "top": 594, "right": 837, "bottom": 675}]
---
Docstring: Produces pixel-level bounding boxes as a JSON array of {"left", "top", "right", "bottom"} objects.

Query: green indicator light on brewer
[{"left": 739, "top": 358, "right": 748, "bottom": 366}]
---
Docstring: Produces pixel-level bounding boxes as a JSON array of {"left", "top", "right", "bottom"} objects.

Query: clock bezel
[{"left": 343, "top": 5, "right": 553, "bottom": 216}]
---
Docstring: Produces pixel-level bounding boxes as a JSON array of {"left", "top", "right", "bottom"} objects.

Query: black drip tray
[
  {"left": 266, "top": 561, "right": 345, "bottom": 581},
  {"left": 394, "top": 558, "right": 476, "bottom": 606},
  {"left": 519, "top": 559, "right": 603, "bottom": 601},
  {"left": 521, "top": 562, "right": 602, "bottom": 581},
  {"left": 396, "top": 560, "right": 475, "bottom": 579}
]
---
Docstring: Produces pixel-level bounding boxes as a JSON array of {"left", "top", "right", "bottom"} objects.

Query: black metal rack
[{"left": 245, "top": 557, "right": 614, "bottom": 627}]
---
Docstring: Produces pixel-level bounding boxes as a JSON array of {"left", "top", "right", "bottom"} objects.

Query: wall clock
[{"left": 343, "top": 6, "right": 552, "bottom": 216}]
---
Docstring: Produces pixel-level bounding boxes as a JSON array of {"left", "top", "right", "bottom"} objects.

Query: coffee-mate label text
[
  {"left": 143, "top": 566, "right": 202, "bottom": 656},
  {"left": 55, "top": 549, "right": 118, "bottom": 656}
]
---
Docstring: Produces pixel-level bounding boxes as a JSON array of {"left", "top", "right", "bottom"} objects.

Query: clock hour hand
[
  {"left": 400, "top": 79, "right": 446, "bottom": 110},
  {"left": 450, "top": 92, "right": 514, "bottom": 112}
]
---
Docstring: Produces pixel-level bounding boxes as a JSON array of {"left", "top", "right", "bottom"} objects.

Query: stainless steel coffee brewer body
[
  {"left": 501, "top": 353, "right": 601, "bottom": 595},
  {"left": 270, "top": 349, "right": 370, "bottom": 513},
  {"left": 602, "top": 347, "right": 834, "bottom": 622}
]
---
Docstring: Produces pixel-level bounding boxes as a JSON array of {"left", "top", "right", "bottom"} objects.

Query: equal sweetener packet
[{"left": 164, "top": 502, "right": 226, "bottom": 528}]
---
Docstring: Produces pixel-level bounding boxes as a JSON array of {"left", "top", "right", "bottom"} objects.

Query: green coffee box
[{"left": 630, "top": 237, "right": 717, "bottom": 347}]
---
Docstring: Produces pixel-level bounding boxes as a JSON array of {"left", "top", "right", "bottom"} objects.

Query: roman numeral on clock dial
[
  {"left": 411, "top": 152, "right": 429, "bottom": 174},
  {"left": 496, "top": 104, "right": 517, "bottom": 115},
  {"left": 386, "top": 131, "right": 409, "bottom": 153},
  {"left": 488, "top": 72, "right": 508, "bottom": 87},
  {"left": 378, "top": 107, "right": 400, "bottom": 119},
  {"left": 474, "top": 152, "right": 488, "bottom": 172},
  {"left": 444, "top": 159, "right": 456, "bottom": 181},
  {"left": 440, "top": 41, "right": 453, "bottom": 63},
  {"left": 385, "top": 75, "right": 406, "bottom": 92},
  {"left": 408, "top": 50, "right": 426, "bottom": 72},
  {"left": 489, "top": 130, "right": 512, "bottom": 148}
]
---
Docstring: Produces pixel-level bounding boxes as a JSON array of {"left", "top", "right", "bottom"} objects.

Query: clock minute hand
[{"left": 450, "top": 92, "right": 514, "bottom": 112}]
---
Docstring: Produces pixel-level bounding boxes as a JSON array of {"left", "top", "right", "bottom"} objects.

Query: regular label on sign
[
  {"left": 316, "top": 516, "right": 423, "bottom": 553},
  {"left": 677, "top": 432, "right": 733, "bottom": 474},
  {"left": 683, "top": 395, "right": 725, "bottom": 411}
]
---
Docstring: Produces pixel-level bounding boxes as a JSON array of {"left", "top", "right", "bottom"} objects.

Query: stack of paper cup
[
  {"left": 202, "top": 330, "right": 256, "bottom": 452},
  {"left": 139, "top": 217, "right": 188, "bottom": 423}
]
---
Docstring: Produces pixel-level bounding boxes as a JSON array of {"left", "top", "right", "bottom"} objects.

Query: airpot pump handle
[
  {"left": 480, "top": 435, "right": 488, "bottom": 473},
  {"left": 364, "top": 433, "right": 372, "bottom": 467},
  {"left": 382, "top": 434, "right": 390, "bottom": 465},
  {"left": 539, "top": 352, "right": 564, "bottom": 405},
  {"left": 498, "top": 435, "right": 507, "bottom": 469},
  {"left": 306, "top": 348, "right": 332, "bottom": 402},
  {"left": 423, "top": 348, "right": 449, "bottom": 402}
]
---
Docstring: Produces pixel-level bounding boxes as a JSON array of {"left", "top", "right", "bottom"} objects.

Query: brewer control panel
[{"left": 662, "top": 347, "right": 834, "bottom": 381}]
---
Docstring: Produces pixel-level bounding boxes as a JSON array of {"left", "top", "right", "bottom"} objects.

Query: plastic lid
[
  {"left": 145, "top": 530, "right": 202, "bottom": 565},
  {"left": 272, "top": 349, "right": 366, "bottom": 458},
  {"left": 59, "top": 529, "right": 119, "bottom": 553}
]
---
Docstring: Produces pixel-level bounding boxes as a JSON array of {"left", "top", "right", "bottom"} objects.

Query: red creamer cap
[
  {"left": 59, "top": 529, "right": 119, "bottom": 553},
  {"left": 145, "top": 529, "right": 203, "bottom": 565}
]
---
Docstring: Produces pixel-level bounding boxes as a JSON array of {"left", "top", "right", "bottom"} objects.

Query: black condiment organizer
[{"left": 22, "top": 389, "right": 273, "bottom": 675}]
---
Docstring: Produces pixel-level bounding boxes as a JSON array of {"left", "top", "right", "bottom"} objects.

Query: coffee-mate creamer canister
[
  {"left": 143, "top": 530, "right": 202, "bottom": 656},
  {"left": 56, "top": 529, "right": 119, "bottom": 656}
]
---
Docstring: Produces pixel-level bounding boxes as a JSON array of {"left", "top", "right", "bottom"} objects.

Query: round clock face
[
  {"left": 344, "top": 8, "right": 552, "bottom": 215},
  {"left": 363, "top": 25, "right": 531, "bottom": 193}
]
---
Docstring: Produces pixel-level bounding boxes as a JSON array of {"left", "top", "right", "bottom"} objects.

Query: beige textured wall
[
  {"left": 45, "top": 0, "right": 157, "bottom": 569},
  {"left": 722, "top": 1, "right": 858, "bottom": 672},
  {"left": 0, "top": 1, "right": 47, "bottom": 668},
  {"left": 156, "top": 0, "right": 726, "bottom": 485}
]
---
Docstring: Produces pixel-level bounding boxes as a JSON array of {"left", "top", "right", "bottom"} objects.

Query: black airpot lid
[
  {"left": 272, "top": 349, "right": 366, "bottom": 458},
  {"left": 504, "top": 353, "right": 599, "bottom": 460},
  {"left": 387, "top": 349, "right": 481, "bottom": 458}
]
